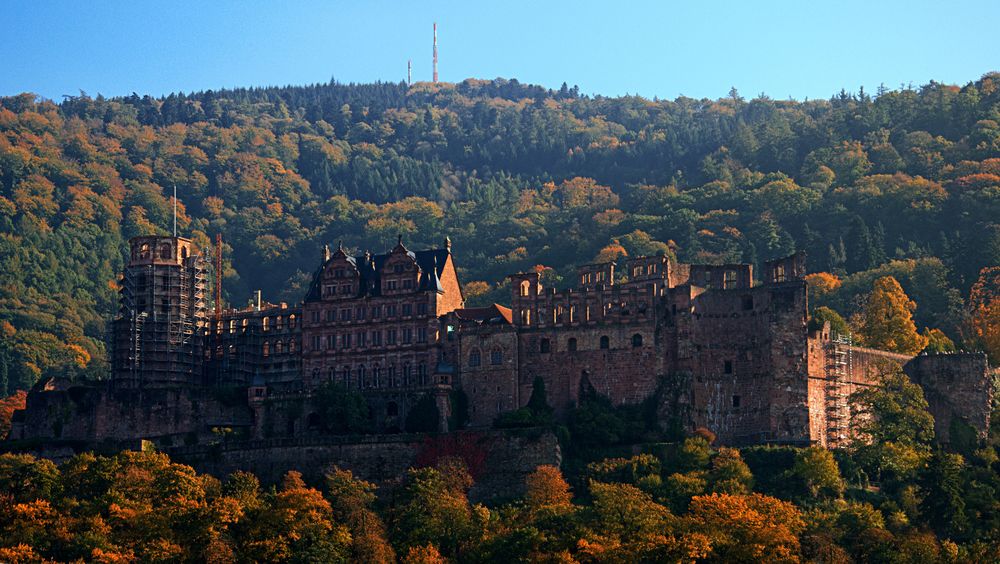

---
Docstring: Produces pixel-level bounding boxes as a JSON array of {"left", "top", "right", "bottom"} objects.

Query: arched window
[
  {"left": 540, "top": 338, "right": 551, "bottom": 353},
  {"left": 288, "top": 314, "right": 297, "bottom": 329},
  {"left": 600, "top": 336, "right": 610, "bottom": 350},
  {"left": 327, "top": 366, "right": 336, "bottom": 382},
  {"left": 388, "top": 365, "right": 396, "bottom": 387},
  {"left": 357, "top": 365, "right": 366, "bottom": 388},
  {"left": 289, "top": 340, "right": 296, "bottom": 353},
  {"left": 342, "top": 366, "right": 351, "bottom": 385},
  {"left": 139, "top": 243, "right": 150, "bottom": 259},
  {"left": 469, "top": 348, "right": 481, "bottom": 367},
  {"left": 568, "top": 337, "right": 578, "bottom": 352},
  {"left": 632, "top": 334, "right": 643, "bottom": 348},
  {"left": 520, "top": 280, "right": 530, "bottom": 297},
  {"left": 160, "top": 243, "right": 172, "bottom": 259},
  {"left": 490, "top": 348, "right": 503, "bottom": 365},
  {"left": 403, "top": 364, "right": 412, "bottom": 386},
  {"left": 181, "top": 247, "right": 188, "bottom": 260},
  {"left": 371, "top": 365, "right": 380, "bottom": 388},
  {"left": 262, "top": 341, "right": 270, "bottom": 357},
  {"left": 274, "top": 340, "right": 283, "bottom": 355}
]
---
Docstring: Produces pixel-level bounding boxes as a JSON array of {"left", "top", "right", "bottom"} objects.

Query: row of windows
[
  {"left": 517, "top": 302, "right": 648, "bottom": 326},
  {"left": 537, "top": 334, "right": 642, "bottom": 354},
  {"left": 309, "top": 327, "right": 429, "bottom": 351},
  {"left": 311, "top": 363, "right": 430, "bottom": 389},
  {"left": 322, "top": 277, "right": 419, "bottom": 298},
  {"left": 135, "top": 242, "right": 188, "bottom": 260},
  {"left": 467, "top": 348, "right": 504, "bottom": 367},
  {"left": 309, "top": 303, "right": 428, "bottom": 324}
]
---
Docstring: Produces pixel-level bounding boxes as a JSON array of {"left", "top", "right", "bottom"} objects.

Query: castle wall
[
  {"left": 11, "top": 382, "right": 252, "bottom": 446},
  {"left": 679, "top": 281, "right": 810, "bottom": 445},
  {"left": 905, "top": 353, "right": 995, "bottom": 443},
  {"left": 164, "top": 430, "right": 561, "bottom": 502}
]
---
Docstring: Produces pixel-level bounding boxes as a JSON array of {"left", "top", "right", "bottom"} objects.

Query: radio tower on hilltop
[
  {"left": 407, "top": 59, "right": 412, "bottom": 86},
  {"left": 432, "top": 22, "right": 438, "bottom": 83}
]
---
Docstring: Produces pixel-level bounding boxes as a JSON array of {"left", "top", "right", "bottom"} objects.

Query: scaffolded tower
[{"left": 112, "top": 236, "right": 207, "bottom": 388}]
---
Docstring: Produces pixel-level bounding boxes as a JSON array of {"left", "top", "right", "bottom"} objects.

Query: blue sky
[{"left": 3, "top": 0, "right": 998, "bottom": 102}]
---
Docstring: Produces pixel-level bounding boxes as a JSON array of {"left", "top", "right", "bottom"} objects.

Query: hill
[{"left": 1, "top": 74, "right": 999, "bottom": 393}]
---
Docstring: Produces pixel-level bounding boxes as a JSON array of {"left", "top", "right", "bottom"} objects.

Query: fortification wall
[
  {"left": 905, "top": 353, "right": 995, "bottom": 443},
  {"left": 166, "top": 429, "right": 561, "bottom": 502},
  {"left": 11, "top": 382, "right": 252, "bottom": 446}
]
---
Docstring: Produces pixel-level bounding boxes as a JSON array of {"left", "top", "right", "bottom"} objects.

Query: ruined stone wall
[
  {"left": 165, "top": 430, "right": 561, "bottom": 502},
  {"left": 517, "top": 321, "right": 661, "bottom": 416},
  {"left": 679, "top": 281, "right": 810, "bottom": 445},
  {"left": 455, "top": 329, "right": 520, "bottom": 427},
  {"left": 11, "top": 382, "right": 252, "bottom": 447},
  {"left": 905, "top": 353, "right": 995, "bottom": 443}
]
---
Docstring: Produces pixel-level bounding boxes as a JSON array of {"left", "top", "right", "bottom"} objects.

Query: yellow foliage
[{"left": 857, "top": 276, "right": 928, "bottom": 354}]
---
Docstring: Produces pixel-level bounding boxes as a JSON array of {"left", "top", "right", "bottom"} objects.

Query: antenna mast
[
  {"left": 432, "top": 22, "right": 438, "bottom": 83},
  {"left": 172, "top": 185, "right": 177, "bottom": 237},
  {"left": 408, "top": 59, "right": 412, "bottom": 86}
]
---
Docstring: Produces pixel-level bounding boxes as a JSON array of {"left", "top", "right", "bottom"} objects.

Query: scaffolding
[
  {"left": 825, "top": 334, "right": 853, "bottom": 447},
  {"left": 112, "top": 238, "right": 207, "bottom": 388}
]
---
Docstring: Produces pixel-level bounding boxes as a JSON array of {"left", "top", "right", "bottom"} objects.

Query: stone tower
[{"left": 111, "top": 236, "right": 207, "bottom": 388}]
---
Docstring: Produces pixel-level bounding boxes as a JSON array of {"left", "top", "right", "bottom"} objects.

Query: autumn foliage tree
[
  {"left": 966, "top": 266, "right": 1000, "bottom": 362},
  {"left": 857, "top": 276, "right": 928, "bottom": 354}
]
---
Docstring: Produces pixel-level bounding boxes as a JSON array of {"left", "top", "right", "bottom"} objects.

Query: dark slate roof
[
  {"left": 453, "top": 304, "right": 513, "bottom": 325},
  {"left": 304, "top": 245, "right": 450, "bottom": 302}
]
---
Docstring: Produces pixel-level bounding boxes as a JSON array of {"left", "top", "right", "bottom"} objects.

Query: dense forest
[
  {"left": 1, "top": 370, "right": 999, "bottom": 562},
  {"left": 1, "top": 74, "right": 1000, "bottom": 393}
]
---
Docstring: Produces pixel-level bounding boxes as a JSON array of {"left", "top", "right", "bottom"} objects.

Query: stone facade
[{"left": 6, "top": 236, "right": 995, "bottom": 463}]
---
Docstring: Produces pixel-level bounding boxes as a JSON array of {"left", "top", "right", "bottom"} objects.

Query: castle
[{"left": 6, "top": 234, "right": 995, "bottom": 457}]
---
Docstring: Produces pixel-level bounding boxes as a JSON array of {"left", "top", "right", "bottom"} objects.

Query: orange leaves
[
  {"left": 525, "top": 465, "right": 573, "bottom": 510},
  {"left": 857, "top": 276, "right": 928, "bottom": 354},
  {"left": 967, "top": 266, "right": 1000, "bottom": 363},
  {"left": 805, "top": 272, "right": 842, "bottom": 300}
]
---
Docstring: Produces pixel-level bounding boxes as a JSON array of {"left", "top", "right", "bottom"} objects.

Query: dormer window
[
  {"left": 334, "top": 269, "right": 345, "bottom": 278},
  {"left": 393, "top": 264, "right": 405, "bottom": 273}
]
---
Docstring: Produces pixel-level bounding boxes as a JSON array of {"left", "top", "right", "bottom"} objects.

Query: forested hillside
[{"left": 2, "top": 75, "right": 1000, "bottom": 393}]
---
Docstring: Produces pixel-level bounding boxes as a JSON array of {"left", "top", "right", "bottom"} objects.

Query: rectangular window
[
  {"left": 341, "top": 284, "right": 352, "bottom": 294},
  {"left": 386, "top": 329, "right": 397, "bottom": 345},
  {"left": 403, "top": 279, "right": 414, "bottom": 290},
  {"left": 402, "top": 328, "right": 412, "bottom": 344},
  {"left": 417, "top": 327, "right": 427, "bottom": 343},
  {"left": 311, "top": 335, "right": 320, "bottom": 351},
  {"left": 340, "top": 309, "right": 350, "bottom": 321},
  {"left": 387, "top": 280, "right": 398, "bottom": 291},
  {"left": 402, "top": 304, "right": 412, "bottom": 316},
  {"left": 417, "top": 303, "right": 428, "bottom": 315},
  {"left": 387, "top": 305, "right": 397, "bottom": 317},
  {"left": 372, "top": 331, "right": 382, "bottom": 346},
  {"left": 357, "top": 332, "right": 367, "bottom": 347},
  {"left": 311, "top": 310, "right": 320, "bottom": 323},
  {"left": 723, "top": 270, "right": 737, "bottom": 289},
  {"left": 356, "top": 307, "right": 366, "bottom": 320},
  {"left": 341, "top": 334, "right": 351, "bottom": 349},
  {"left": 732, "top": 395, "right": 741, "bottom": 408},
  {"left": 724, "top": 360, "right": 733, "bottom": 374},
  {"left": 323, "top": 284, "right": 335, "bottom": 297},
  {"left": 325, "top": 334, "right": 335, "bottom": 349},
  {"left": 326, "top": 309, "right": 335, "bottom": 322},
  {"left": 372, "top": 306, "right": 380, "bottom": 319}
]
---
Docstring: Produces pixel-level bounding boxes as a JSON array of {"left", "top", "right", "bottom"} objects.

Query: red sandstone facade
[{"left": 8, "top": 237, "right": 995, "bottom": 450}]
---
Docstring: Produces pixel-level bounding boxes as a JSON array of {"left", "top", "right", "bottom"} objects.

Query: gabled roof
[
  {"left": 453, "top": 303, "right": 513, "bottom": 325},
  {"left": 304, "top": 244, "right": 451, "bottom": 302}
]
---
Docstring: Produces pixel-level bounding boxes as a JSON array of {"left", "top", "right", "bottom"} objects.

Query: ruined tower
[{"left": 111, "top": 236, "right": 208, "bottom": 388}]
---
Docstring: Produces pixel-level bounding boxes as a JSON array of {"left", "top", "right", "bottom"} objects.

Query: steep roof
[
  {"left": 452, "top": 303, "right": 513, "bottom": 325},
  {"left": 304, "top": 245, "right": 450, "bottom": 302}
]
